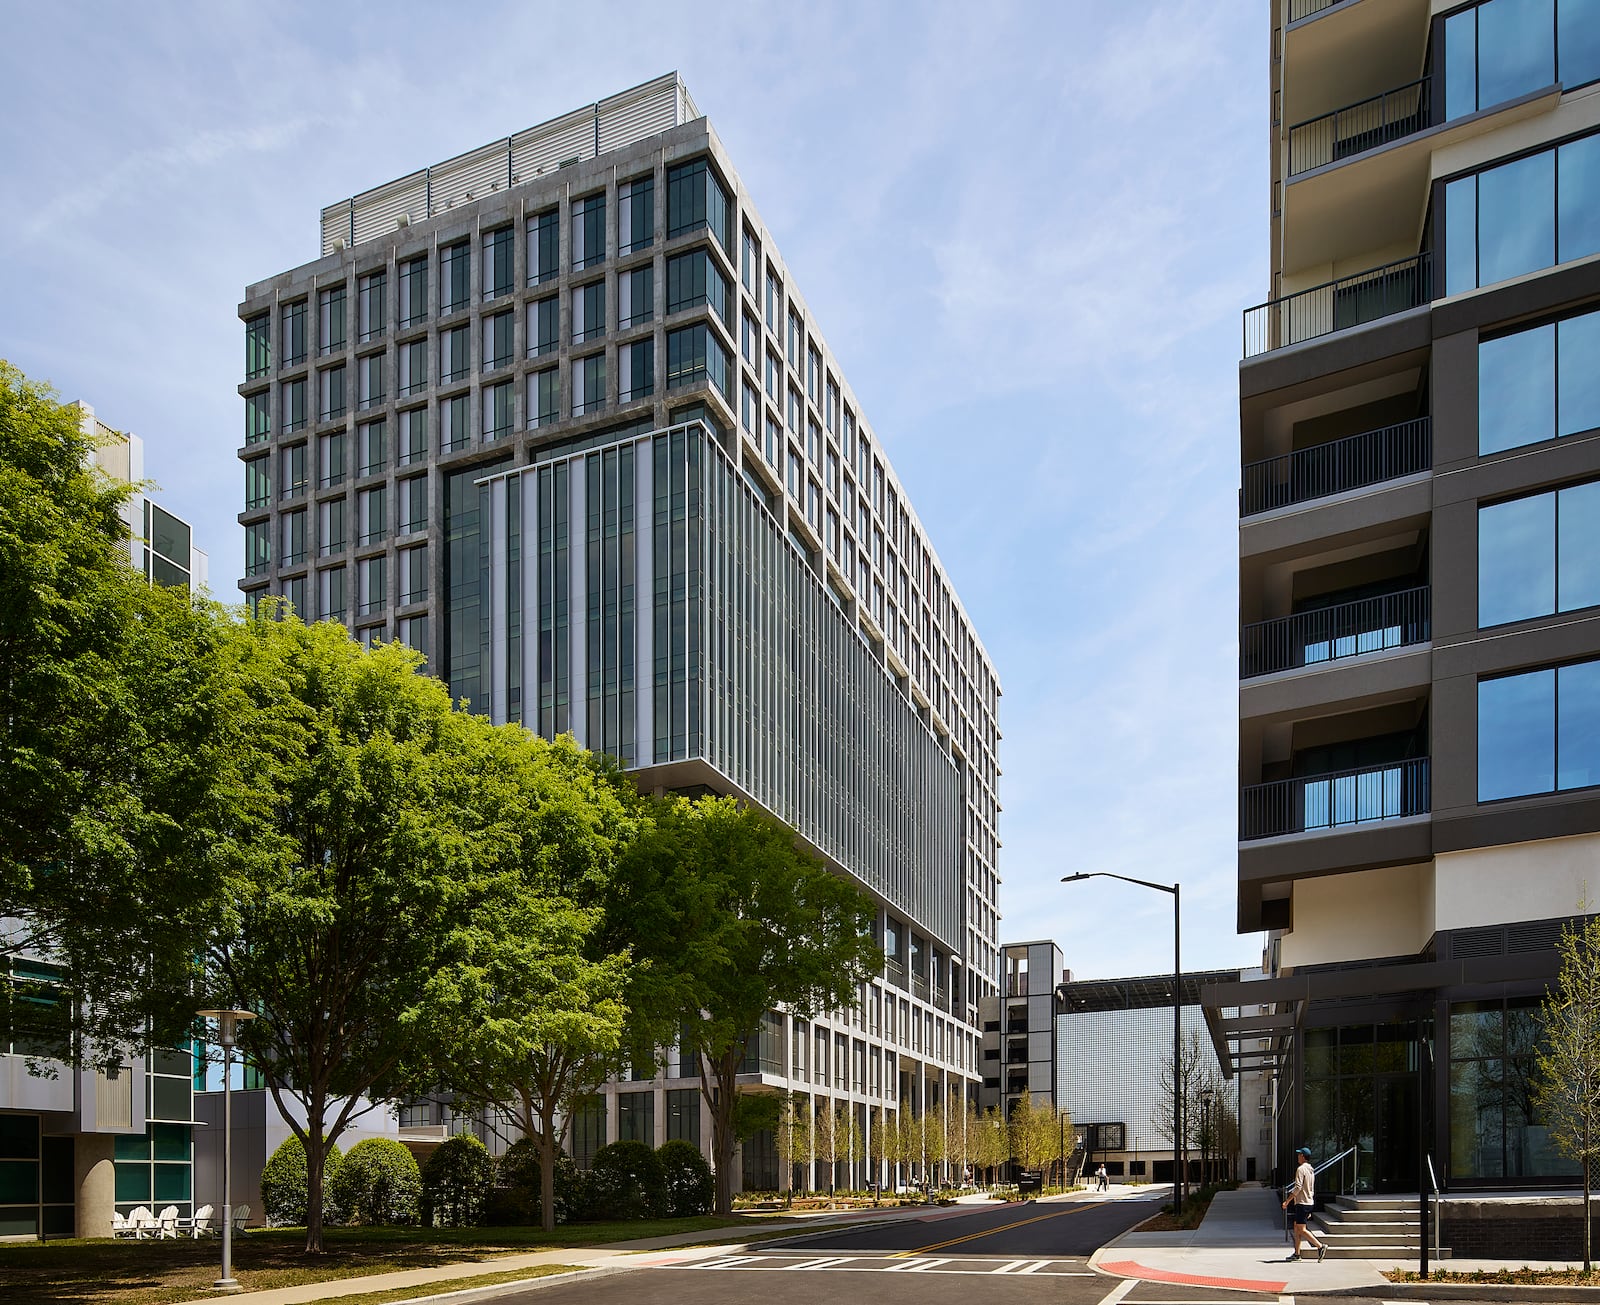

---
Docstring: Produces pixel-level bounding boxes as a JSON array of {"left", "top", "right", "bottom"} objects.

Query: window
[
  {"left": 483, "top": 381, "right": 513, "bottom": 439},
  {"left": 617, "top": 1091, "right": 653, "bottom": 1146},
  {"left": 1480, "top": 304, "right": 1600, "bottom": 454},
  {"left": 527, "top": 208, "right": 559, "bottom": 285},
  {"left": 787, "top": 310, "right": 802, "bottom": 369},
  {"left": 741, "top": 379, "right": 757, "bottom": 435},
  {"left": 572, "top": 193, "right": 605, "bottom": 269},
  {"left": 765, "top": 268, "right": 781, "bottom": 330},
  {"left": 528, "top": 296, "right": 559, "bottom": 356},
  {"left": 319, "top": 285, "right": 346, "bottom": 355},
  {"left": 281, "top": 509, "right": 307, "bottom": 567},
  {"left": 400, "top": 407, "right": 428, "bottom": 464},
  {"left": 441, "top": 393, "right": 470, "bottom": 452},
  {"left": 399, "top": 338, "right": 427, "bottom": 395},
  {"left": 280, "top": 443, "right": 307, "bottom": 500},
  {"left": 572, "top": 280, "right": 606, "bottom": 342},
  {"left": 482, "top": 226, "right": 513, "bottom": 301},
  {"left": 399, "top": 475, "right": 427, "bottom": 536},
  {"left": 281, "top": 300, "right": 307, "bottom": 367},
  {"left": 807, "top": 478, "right": 820, "bottom": 527},
  {"left": 1446, "top": 131, "right": 1600, "bottom": 294},
  {"left": 359, "top": 554, "right": 387, "bottom": 616},
  {"left": 1480, "top": 657, "right": 1600, "bottom": 798},
  {"left": 807, "top": 346, "right": 821, "bottom": 402},
  {"left": 318, "top": 431, "right": 346, "bottom": 487},
  {"left": 244, "top": 456, "right": 271, "bottom": 509},
  {"left": 764, "top": 350, "right": 780, "bottom": 402},
  {"left": 666, "top": 248, "right": 730, "bottom": 322},
  {"left": 1445, "top": 0, "right": 1600, "bottom": 122},
  {"left": 358, "top": 353, "right": 384, "bottom": 410},
  {"left": 787, "top": 444, "right": 802, "bottom": 500},
  {"left": 357, "top": 623, "right": 385, "bottom": 650},
  {"left": 358, "top": 270, "right": 386, "bottom": 342},
  {"left": 619, "top": 265, "right": 653, "bottom": 328},
  {"left": 400, "top": 544, "right": 428, "bottom": 605},
  {"left": 245, "top": 520, "right": 271, "bottom": 576},
  {"left": 764, "top": 411, "right": 781, "bottom": 469},
  {"left": 826, "top": 377, "right": 839, "bottom": 433},
  {"left": 359, "top": 485, "right": 387, "bottom": 545},
  {"left": 358, "top": 420, "right": 386, "bottom": 476},
  {"left": 826, "top": 448, "right": 839, "bottom": 499},
  {"left": 742, "top": 228, "right": 758, "bottom": 295},
  {"left": 740, "top": 310, "right": 756, "bottom": 365},
  {"left": 246, "top": 391, "right": 270, "bottom": 444},
  {"left": 400, "top": 255, "right": 428, "bottom": 327},
  {"left": 319, "top": 498, "right": 345, "bottom": 556},
  {"left": 319, "top": 565, "right": 346, "bottom": 622},
  {"left": 484, "top": 310, "right": 513, "bottom": 371},
  {"left": 1480, "top": 480, "right": 1600, "bottom": 625},
  {"left": 441, "top": 325, "right": 470, "bottom": 382},
  {"left": 619, "top": 175, "right": 654, "bottom": 254},
  {"left": 667, "top": 1089, "right": 699, "bottom": 1146},
  {"left": 787, "top": 385, "right": 801, "bottom": 436},
  {"left": 319, "top": 364, "right": 346, "bottom": 421},
  {"left": 441, "top": 240, "right": 470, "bottom": 314},
  {"left": 667, "top": 324, "right": 729, "bottom": 395},
  {"left": 530, "top": 369, "right": 559, "bottom": 427},
  {"left": 666, "top": 156, "right": 731, "bottom": 251},
  {"left": 807, "top": 418, "right": 820, "bottom": 464},
  {"left": 620, "top": 338, "right": 654, "bottom": 403},
  {"left": 245, "top": 313, "right": 271, "bottom": 378},
  {"left": 573, "top": 353, "right": 606, "bottom": 416},
  {"left": 398, "top": 613, "right": 428, "bottom": 657}
]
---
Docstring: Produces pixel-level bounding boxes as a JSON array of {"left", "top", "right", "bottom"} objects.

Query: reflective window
[
  {"left": 1477, "top": 660, "right": 1600, "bottom": 800},
  {"left": 1444, "top": 0, "right": 1600, "bottom": 121},
  {"left": 1481, "top": 150, "right": 1554, "bottom": 286},
  {"left": 441, "top": 241, "right": 470, "bottom": 314},
  {"left": 527, "top": 209, "right": 559, "bottom": 285},
  {"left": 619, "top": 176, "right": 654, "bottom": 255},
  {"left": 1479, "top": 305, "right": 1600, "bottom": 453},
  {"left": 245, "top": 313, "right": 271, "bottom": 379},
  {"left": 1479, "top": 492, "right": 1554, "bottom": 626},
  {"left": 572, "top": 194, "right": 606, "bottom": 270},
  {"left": 1558, "top": 132, "right": 1600, "bottom": 263},
  {"left": 482, "top": 227, "right": 514, "bottom": 301},
  {"left": 666, "top": 157, "right": 731, "bottom": 252},
  {"left": 529, "top": 295, "right": 560, "bottom": 356}
]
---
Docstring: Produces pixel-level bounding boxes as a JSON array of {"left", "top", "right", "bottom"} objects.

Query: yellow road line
[{"left": 889, "top": 1202, "right": 1093, "bottom": 1258}]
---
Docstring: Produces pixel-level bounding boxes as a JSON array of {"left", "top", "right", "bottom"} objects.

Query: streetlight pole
[
  {"left": 1063, "top": 871, "right": 1183, "bottom": 1215},
  {"left": 197, "top": 1009, "right": 257, "bottom": 1294}
]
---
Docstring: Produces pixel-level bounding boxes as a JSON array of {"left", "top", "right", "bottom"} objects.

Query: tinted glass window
[
  {"left": 1479, "top": 669, "right": 1554, "bottom": 800},
  {"left": 1479, "top": 492, "right": 1553, "bottom": 626},
  {"left": 1559, "top": 659, "right": 1600, "bottom": 789},
  {"left": 1478, "top": 150, "right": 1554, "bottom": 285},
  {"left": 1559, "top": 309, "right": 1600, "bottom": 436},
  {"left": 1558, "top": 480, "right": 1600, "bottom": 611},
  {"left": 1558, "top": 133, "right": 1600, "bottom": 264},
  {"left": 1560, "top": 0, "right": 1600, "bottom": 87},
  {"left": 1477, "top": 0, "right": 1553, "bottom": 108},
  {"left": 1479, "top": 323, "right": 1553, "bottom": 454}
]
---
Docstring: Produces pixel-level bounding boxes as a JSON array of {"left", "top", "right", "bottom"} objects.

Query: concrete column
[{"left": 74, "top": 1133, "right": 116, "bottom": 1239}]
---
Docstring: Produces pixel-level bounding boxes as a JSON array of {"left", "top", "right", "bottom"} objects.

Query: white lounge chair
[
  {"left": 188, "top": 1203, "right": 214, "bottom": 1238},
  {"left": 128, "top": 1205, "right": 156, "bottom": 1239},
  {"left": 111, "top": 1210, "right": 130, "bottom": 1238},
  {"left": 231, "top": 1203, "right": 251, "bottom": 1235},
  {"left": 156, "top": 1205, "right": 179, "bottom": 1238}
]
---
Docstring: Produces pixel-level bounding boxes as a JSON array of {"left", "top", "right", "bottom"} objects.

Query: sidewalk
[{"left": 1090, "top": 1184, "right": 1600, "bottom": 1298}]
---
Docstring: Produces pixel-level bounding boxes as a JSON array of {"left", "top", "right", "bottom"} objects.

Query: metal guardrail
[
  {"left": 1243, "top": 253, "right": 1432, "bottom": 358},
  {"left": 1241, "top": 585, "right": 1430, "bottom": 678},
  {"left": 1241, "top": 417, "right": 1430, "bottom": 516},
  {"left": 1289, "top": 0, "right": 1347, "bottom": 20},
  {"left": 1242, "top": 756, "right": 1430, "bottom": 841},
  {"left": 1288, "top": 78, "right": 1431, "bottom": 176}
]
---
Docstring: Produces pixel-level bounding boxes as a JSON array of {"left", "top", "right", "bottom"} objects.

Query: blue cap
[{"left": 1295, "top": 1146, "right": 1311, "bottom": 1158}]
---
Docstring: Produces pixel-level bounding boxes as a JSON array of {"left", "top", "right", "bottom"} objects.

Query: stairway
[{"left": 1310, "top": 1193, "right": 1451, "bottom": 1260}]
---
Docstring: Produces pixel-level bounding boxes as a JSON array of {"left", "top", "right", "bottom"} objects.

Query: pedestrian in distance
[
  {"left": 1095, "top": 1163, "right": 1108, "bottom": 1192},
  {"left": 1280, "top": 1146, "right": 1326, "bottom": 1262}
]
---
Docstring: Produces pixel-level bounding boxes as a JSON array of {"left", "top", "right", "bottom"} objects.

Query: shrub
[
  {"left": 587, "top": 1140, "right": 665, "bottom": 1220},
  {"left": 657, "top": 1139, "right": 713, "bottom": 1218},
  {"left": 260, "top": 1136, "right": 343, "bottom": 1227},
  {"left": 487, "top": 1138, "right": 585, "bottom": 1226},
  {"left": 329, "top": 1137, "right": 422, "bottom": 1226},
  {"left": 420, "top": 1134, "right": 495, "bottom": 1227}
]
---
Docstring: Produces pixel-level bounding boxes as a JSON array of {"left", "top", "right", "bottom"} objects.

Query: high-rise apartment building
[
  {"left": 1209, "top": 0, "right": 1600, "bottom": 1204},
  {"left": 236, "top": 74, "right": 1001, "bottom": 1188}
]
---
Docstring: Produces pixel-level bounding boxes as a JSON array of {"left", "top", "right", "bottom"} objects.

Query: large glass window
[
  {"left": 358, "top": 354, "right": 384, "bottom": 410},
  {"left": 573, "top": 281, "right": 605, "bottom": 343},
  {"left": 484, "top": 310, "right": 513, "bottom": 371},
  {"left": 319, "top": 564, "right": 346, "bottom": 621},
  {"left": 573, "top": 353, "right": 606, "bottom": 416},
  {"left": 319, "top": 431, "right": 346, "bottom": 487},
  {"left": 358, "top": 270, "right": 386, "bottom": 342},
  {"left": 1478, "top": 658, "right": 1600, "bottom": 798},
  {"left": 281, "top": 509, "right": 307, "bottom": 567},
  {"left": 244, "top": 456, "right": 271, "bottom": 509},
  {"left": 666, "top": 157, "right": 731, "bottom": 252},
  {"left": 1480, "top": 304, "right": 1600, "bottom": 453},
  {"left": 319, "top": 285, "right": 346, "bottom": 356},
  {"left": 246, "top": 391, "right": 270, "bottom": 444},
  {"left": 1444, "top": 0, "right": 1600, "bottom": 121},
  {"left": 399, "top": 338, "right": 427, "bottom": 395},
  {"left": 358, "top": 420, "right": 386, "bottom": 476},
  {"left": 667, "top": 324, "right": 729, "bottom": 396},
  {"left": 441, "top": 393, "right": 470, "bottom": 452},
  {"left": 619, "top": 176, "right": 654, "bottom": 254},
  {"left": 318, "top": 364, "right": 346, "bottom": 422},
  {"left": 617, "top": 1091, "right": 654, "bottom": 1145},
  {"left": 482, "top": 226, "right": 514, "bottom": 301},
  {"left": 619, "top": 265, "right": 653, "bottom": 328},
  {"left": 666, "top": 1088, "right": 699, "bottom": 1146},
  {"left": 319, "top": 498, "right": 345, "bottom": 556},
  {"left": 281, "top": 301, "right": 307, "bottom": 367},
  {"left": 484, "top": 381, "right": 514, "bottom": 440},
  {"left": 529, "top": 369, "right": 559, "bottom": 428},
  {"left": 400, "top": 407, "right": 428, "bottom": 464},
  {"left": 441, "top": 240, "right": 470, "bottom": 314},
  {"left": 528, "top": 296, "right": 559, "bottom": 357},
  {"left": 245, "top": 313, "right": 271, "bottom": 379},
  {"left": 666, "top": 248, "right": 730, "bottom": 322},
  {"left": 1480, "top": 480, "right": 1600, "bottom": 624},
  {"left": 527, "top": 209, "right": 559, "bottom": 285},
  {"left": 400, "top": 255, "right": 428, "bottom": 327},
  {"left": 1449, "top": 998, "right": 1565, "bottom": 1179},
  {"left": 620, "top": 338, "right": 654, "bottom": 404},
  {"left": 572, "top": 194, "right": 606, "bottom": 269},
  {"left": 280, "top": 443, "right": 307, "bottom": 500},
  {"left": 245, "top": 520, "right": 271, "bottom": 576},
  {"left": 441, "top": 325, "right": 470, "bottom": 383}
]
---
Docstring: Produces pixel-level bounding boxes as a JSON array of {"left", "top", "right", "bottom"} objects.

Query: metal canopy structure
[{"left": 1056, "top": 969, "right": 1240, "bottom": 1015}]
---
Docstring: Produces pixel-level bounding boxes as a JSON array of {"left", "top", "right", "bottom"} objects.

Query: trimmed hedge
[
  {"left": 587, "top": 1140, "right": 665, "bottom": 1220},
  {"left": 657, "top": 1139, "right": 713, "bottom": 1217},
  {"left": 488, "top": 1137, "right": 585, "bottom": 1226},
  {"left": 420, "top": 1133, "right": 494, "bottom": 1227},
  {"left": 260, "top": 1136, "right": 343, "bottom": 1227},
  {"left": 329, "top": 1137, "right": 422, "bottom": 1226}
]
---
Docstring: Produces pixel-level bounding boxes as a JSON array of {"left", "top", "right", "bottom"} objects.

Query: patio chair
[
  {"left": 128, "top": 1206, "right": 156, "bottom": 1239},
  {"left": 156, "top": 1205, "right": 180, "bottom": 1238},
  {"left": 231, "top": 1203, "right": 251, "bottom": 1235},
  {"left": 188, "top": 1203, "right": 214, "bottom": 1238},
  {"left": 111, "top": 1210, "right": 131, "bottom": 1238}
]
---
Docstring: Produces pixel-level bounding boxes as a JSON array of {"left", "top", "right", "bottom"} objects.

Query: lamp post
[
  {"left": 197, "top": 1009, "right": 256, "bottom": 1293},
  {"left": 1062, "top": 871, "right": 1182, "bottom": 1214}
]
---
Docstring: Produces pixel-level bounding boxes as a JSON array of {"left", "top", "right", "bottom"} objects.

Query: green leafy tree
[
  {"left": 657, "top": 1138, "right": 714, "bottom": 1217},
  {"left": 329, "top": 1138, "right": 422, "bottom": 1226},
  {"left": 813, "top": 1099, "right": 838, "bottom": 1198},
  {"left": 972, "top": 1105, "right": 1008, "bottom": 1187},
  {"left": 776, "top": 1093, "right": 810, "bottom": 1196},
  {"left": 260, "top": 1136, "right": 343, "bottom": 1227},
  {"left": 420, "top": 1134, "right": 495, "bottom": 1227},
  {"left": 0, "top": 363, "right": 237, "bottom": 1062},
  {"left": 1534, "top": 914, "right": 1600, "bottom": 1272},
  {"left": 876, "top": 1104, "right": 903, "bottom": 1191},
  {"left": 205, "top": 615, "right": 511, "bottom": 1252},
  {"left": 610, "top": 795, "right": 881, "bottom": 1215},
  {"left": 587, "top": 1139, "right": 666, "bottom": 1220}
]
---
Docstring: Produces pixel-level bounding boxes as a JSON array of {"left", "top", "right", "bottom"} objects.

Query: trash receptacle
[{"left": 1017, "top": 1172, "right": 1043, "bottom": 1199}]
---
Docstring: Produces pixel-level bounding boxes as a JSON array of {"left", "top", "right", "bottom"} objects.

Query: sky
[{"left": 0, "top": 1, "right": 1267, "bottom": 985}]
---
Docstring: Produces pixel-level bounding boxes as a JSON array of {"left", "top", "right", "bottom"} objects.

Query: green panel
[
  {"left": 153, "top": 1046, "right": 192, "bottom": 1077},
  {"left": 114, "top": 1162, "right": 151, "bottom": 1203},
  {"left": 151, "top": 1075, "right": 190, "bottom": 1123},
  {"left": 0, "top": 1210, "right": 39, "bottom": 1237},
  {"left": 153, "top": 1163, "right": 191, "bottom": 1202},
  {"left": 0, "top": 1113, "right": 39, "bottom": 1159},
  {"left": 0, "top": 1159, "right": 38, "bottom": 1203},
  {"left": 41, "top": 1136, "right": 73, "bottom": 1205},
  {"left": 115, "top": 1132, "right": 150, "bottom": 1161},
  {"left": 152, "top": 1124, "right": 189, "bottom": 1162}
]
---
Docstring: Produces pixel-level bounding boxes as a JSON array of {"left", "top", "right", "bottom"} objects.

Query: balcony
[
  {"left": 1241, "top": 756, "right": 1429, "bottom": 841},
  {"left": 1241, "top": 586, "right": 1430, "bottom": 679},
  {"left": 1287, "top": 77, "right": 1430, "bottom": 177},
  {"left": 1243, "top": 252, "right": 1431, "bottom": 358},
  {"left": 1288, "top": 0, "right": 1347, "bottom": 19},
  {"left": 1241, "top": 417, "right": 1430, "bottom": 516}
]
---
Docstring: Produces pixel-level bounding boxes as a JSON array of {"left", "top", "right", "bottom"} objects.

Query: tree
[
  {"left": 329, "top": 1138, "right": 422, "bottom": 1226},
  {"left": 877, "top": 1104, "right": 904, "bottom": 1191},
  {"left": 260, "top": 1136, "right": 343, "bottom": 1227},
  {"left": 658, "top": 1139, "right": 714, "bottom": 1217},
  {"left": 776, "top": 1093, "right": 811, "bottom": 1197},
  {"left": 611, "top": 794, "right": 881, "bottom": 1215},
  {"left": 947, "top": 1100, "right": 974, "bottom": 1187},
  {"left": 1534, "top": 914, "right": 1600, "bottom": 1273},
  {"left": 1155, "top": 1029, "right": 1212, "bottom": 1196},
  {"left": 836, "top": 1100, "right": 860, "bottom": 1192},
  {"left": 423, "top": 732, "right": 640, "bottom": 1232},
  {"left": 0, "top": 363, "right": 238, "bottom": 1063},
  {"left": 420, "top": 1134, "right": 495, "bottom": 1227},
  {"left": 971, "top": 1106, "right": 1008, "bottom": 1187},
  {"left": 205, "top": 615, "right": 510, "bottom": 1252},
  {"left": 813, "top": 1098, "right": 839, "bottom": 1198}
]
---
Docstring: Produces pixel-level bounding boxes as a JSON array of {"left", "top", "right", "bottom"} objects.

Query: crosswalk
[{"left": 665, "top": 1252, "right": 1094, "bottom": 1276}]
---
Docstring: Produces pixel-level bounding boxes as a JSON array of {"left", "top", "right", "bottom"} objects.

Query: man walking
[{"left": 1281, "top": 1146, "right": 1326, "bottom": 1262}]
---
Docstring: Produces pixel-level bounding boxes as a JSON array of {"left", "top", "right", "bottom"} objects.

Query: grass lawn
[{"left": 0, "top": 1216, "right": 748, "bottom": 1305}]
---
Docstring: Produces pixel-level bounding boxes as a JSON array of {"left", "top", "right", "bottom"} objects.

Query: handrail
[
  {"left": 1241, "top": 585, "right": 1430, "bottom": 679},
  {"left": 1426, "top": 1155, "right": 1441, "bottom": 1264},
  {"left": 1287, "top": 77, "right": 1431, "bottom": 176},
  {"left": 1240, "top": 416, "right": 1431, "bottom": 517},
  {"left": 1241, "top": 756, "right": 1431, "bottom": 841},
  {"left": 1243, "top": 252, "right": 1432, "bottom": 358}
]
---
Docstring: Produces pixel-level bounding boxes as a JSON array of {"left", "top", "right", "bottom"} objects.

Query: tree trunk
[
  {"left": 539, "top": 1126, "right": 558, "bottom": 1235},
  {"left": 1585, "top": 1119, "right": 1592, "bottom": 1274},
  {"left": 708, "top": 1053, "right": 738, "bottom": 1217},
  {"left": 304, "top": 1092, "right": 328, "bottom": 1254}
]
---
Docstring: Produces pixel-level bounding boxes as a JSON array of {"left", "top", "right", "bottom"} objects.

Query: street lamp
[
  {"left": 1062, "top": 871, "right": 1182, "bottom": 1214},
  {"left": 197, "top": 1009, "right": 257, "bottom": 1293}
]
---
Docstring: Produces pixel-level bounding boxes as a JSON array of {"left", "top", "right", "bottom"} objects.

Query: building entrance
[{"left": 1302, "top": 1020, "right": 1419, "bottom": 1194}]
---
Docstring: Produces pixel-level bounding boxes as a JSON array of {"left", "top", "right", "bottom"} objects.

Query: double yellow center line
[{"left": 890, "top": 1200, "right": 1094, "bottom": 1258}]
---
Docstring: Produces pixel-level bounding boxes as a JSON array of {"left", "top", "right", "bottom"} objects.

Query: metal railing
[
  {"left": 1243, "top": 252, "right": 1432, "bottom": 358},
  {"left": 1242, "top": 756, "right": 1430, "bottom": 841},
  {"left": 1241, "top": 417, "right": 1430, "bottom": 516},
  {"left": 1241, "top": 586, "right": 1430, "bottom": 678},
  {"left": 1288, "top": 78, "right": 1431, "bottom": 176},
  {"left": 1289, "top": 0, "right": 1347, "bottom": 20}
]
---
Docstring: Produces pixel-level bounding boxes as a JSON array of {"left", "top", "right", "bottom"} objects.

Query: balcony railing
[
  {"left": 1288, "top": 78, "right": 1431, "bottom": 176},
  {"left": 1241, "top": 756, "right": 1430, "bottom": 840},
  {"left": 1243, "top": 253, "right": 1432, "bottom": 358},
  {"left": 1241, "top": 417, "right": 1431, "bottom": 516},
  {"left": 1242, "top": 586, "right": 1430, "bottom": 678},
  {"left": 1289, "top": 0, "right": 1347, "bottom": 20}
]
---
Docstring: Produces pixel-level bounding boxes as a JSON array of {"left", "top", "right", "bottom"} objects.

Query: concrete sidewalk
[{"left": 1090, "top": 1184, "right": 1600, "bottom": 1297}]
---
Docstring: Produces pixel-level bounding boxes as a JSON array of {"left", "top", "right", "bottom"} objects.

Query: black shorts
[{"left": 1287, "top": 1202, "right": 1313, "bottom": 1223}]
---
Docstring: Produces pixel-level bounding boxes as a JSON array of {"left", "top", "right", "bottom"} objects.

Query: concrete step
[
  {"left": 1287, "top": 1245, "right": 1452, "bottom": 1261},
  {"left": 1319, "top": 1208, "right": 1420, "bottom": 1224}
]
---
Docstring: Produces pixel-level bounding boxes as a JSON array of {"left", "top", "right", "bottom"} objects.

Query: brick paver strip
[{"left": 1099, "top": 1258, "right": 1287, "bottom": 1294}]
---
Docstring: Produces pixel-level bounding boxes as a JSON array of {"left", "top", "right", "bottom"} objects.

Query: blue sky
[{"left": 0, "top": 1, "right": 1266, "bottom": 983}]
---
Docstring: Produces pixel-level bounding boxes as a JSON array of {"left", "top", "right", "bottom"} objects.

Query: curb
[{"left": 1303, "top": 1283, "right": 1600, "bottom": 1300}]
